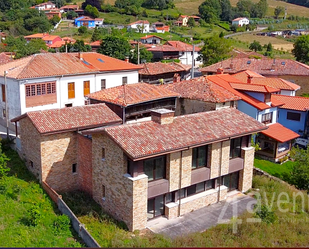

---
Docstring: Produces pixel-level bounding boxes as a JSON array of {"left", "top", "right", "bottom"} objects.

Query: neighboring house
[
  {"left": 87, "top": 82, "right": 180, "bottom": 123},
  {"left": 200, "top": 58, "right": 309, "bottom": 95},
  {"left": 83, "top": 107, "right": 266, "bottom": 231},
  {"left": 24, "top": 33, "right": 62, "bottom": 48},
  {"left": 0, "top": 52, "right": 13, "bottom": 65},
  {"left": 140, "top": 35, "right": 163, "bottom": 45},
  {"left": 60, "top": 5, "right": 79, "bottom": 12},
  {"left": 147, "top": 45, "right": 180, "bottom": 61},
  {"left": 32, "top": 1, "right": 56, "bottom": 10},
  {"left": 208, "top": 72, "right": 299, "bottom": 162},
  {"left": 0, "top": 52, "right": 142, "bottom": 128},
  {"left": 151, "top": 22, "right": 170, "bottom": 33},
  {"left": 165, "top": 41, "right": 202, "bottom": 66},
  {"left": 175, "top": 15, "right": 200, "bottom": 27},
  {"left": 139, "top": 62, "right": 191, "bottom": 84},
  {"left": 45, "top": 11, "right": 61, "bottom": 20},
  {"left": 162, "top": 75, "right": 241, "bottom": 116},
  {"left": 232, "top": 17, "right": 250, "bottom": 27},
  {"left": 11, "top": 104, "right": 122, "bottom": 194},
  {"left": 272, "top": 94, "right": 309, "bottom": 135},
  {"left": 127, "top": 20, "right": 150, "bottom": 33},
  {"left": 94, "top": 18, "right": 104, "bottom": 27},
  {"left": 74, "top": 16, "right": 95, "bottom": 28},
  {"left": 89, "top": 40, "right": 101, "bottom": 52}
]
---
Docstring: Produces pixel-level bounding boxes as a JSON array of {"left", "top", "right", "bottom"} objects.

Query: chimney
[
  {"left": 125, "top": 57, "right": 129, "bottom": 63},
  {"left": 151, "top": 109, "right": 174, "bottom": 125},
  {"left": 173, "top": 73, "right": 181, "bottom": 83},
  {"left": 216, "top": 67, "right": 224, "bottom": 74},
  {"left": 230, "top": 62, "right": 233, "bottom": 69},
  {"left": 78, "top": 52, "right": 83, "bottom": 60},
  {"left": 271, "top": 58, "right": 276, "bottom": 71},
  {"left": 247, "top": 75, "right": 253, "bottom": 84}
]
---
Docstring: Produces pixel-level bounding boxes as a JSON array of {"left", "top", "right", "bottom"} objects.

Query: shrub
[
  {"left": 254, "top": 204, "right": 277, "bottom": 224},
  {"left": 53, "top": 214, "right": 71, "bottom": 235},
  {"left": 27, "top": 204, "right": 42, "bottom": 226}
]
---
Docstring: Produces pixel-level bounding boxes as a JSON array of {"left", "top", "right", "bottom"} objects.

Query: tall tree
[
  {"left": 199, "top": 0, "right": 222, "bottom": 23},
  {"left": 59, "top": 40, "right": 91, "bottom": 52},
  {"left": 292, "top": 35, "right": 309, "bottom": 65},
  {"left": 200, "top": 35, "right": 232, "bottom": 66},
  {"left": 249, "top": 40, "right": 262, "bottom": 52},
  {"left": 97, "top": 35, "right": 131, "bottom": 60},
  {"left": 256, "top": 0, "right": 267, "bottom": 18},
  {"left": 82, "top": 0, "right": 104, "bottom": 10},
  {"left": 130, "top": 46, "right": 153, "bottom": 64},
  {"left": 274, "top": 6, "right": 285, "bottom": 19},
  {"left": 220, "top": 0, "right": 233, "bottom": 22}
]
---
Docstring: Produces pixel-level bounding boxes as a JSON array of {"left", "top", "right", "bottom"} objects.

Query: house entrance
[
  {"left": 223, "top": 172, "right": 239, "bottom": 191},
  {"left": 147, "top": 195, "right": 164, "bottom": 220}
]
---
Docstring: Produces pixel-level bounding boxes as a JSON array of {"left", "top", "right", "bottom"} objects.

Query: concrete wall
[
  {"left": 278, "top": 108, "right": 306, "bottom": 134},
  {"left": 237, "top": 100, "right": 258, "bottom": 120},
  {"left": 176, "top": 98, "right": 216, "bottom": 116}
]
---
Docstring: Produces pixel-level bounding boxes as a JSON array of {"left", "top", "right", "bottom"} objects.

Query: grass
[
  {"left": 254, "top": 156, "right": 295, "bottom": 180},
  {"left": 0, "top": 144, "right": 84, "bottom": 247},
  {"left": 61, "top": 175, "right": 309, "bottom": 247}
]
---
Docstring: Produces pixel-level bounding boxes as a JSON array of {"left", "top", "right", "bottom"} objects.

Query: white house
[
  {"left": 140, "top": 35, "right": 163, "bottom": 44},
  {"left": 0, "top": 52, "right": 142, "bottom": 129},
  {"left": 94, "top": 18, "right": 104, "bottom": 27},
  {"left": 232, "top": 17, "right": 250, "bottom": 27},
  {"left": 127, "top": 20, "right": 150, "bottom": 33},
  {"left": 33, "top": 1, "right": 56, "bottom": 11}
]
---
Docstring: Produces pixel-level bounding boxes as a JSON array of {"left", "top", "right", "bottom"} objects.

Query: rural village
[{"left": 2, "top": 0, "right": 309, "bottom": 247}]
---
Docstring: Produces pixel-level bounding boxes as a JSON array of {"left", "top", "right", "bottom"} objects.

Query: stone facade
[
  {"left": 176, "top": 98, "right": 216, "bottom": 116},
  {"left": 239, "top": 147, "right": 255, "bottom": 192}
]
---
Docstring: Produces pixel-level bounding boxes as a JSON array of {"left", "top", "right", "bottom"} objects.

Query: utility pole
[
  {"left": 191, "top": 42, "right": 195, "bottom": 79},
  {"left": 137, "top": 42, "right": 140, "bottom": 65},
  {"left": 4, "top": 70, "right": 9, "bottom": 139}
]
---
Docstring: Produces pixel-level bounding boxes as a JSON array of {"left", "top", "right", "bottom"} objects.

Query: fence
[{"left": 42, "top": 181, "right": 100, "bottom": 248}]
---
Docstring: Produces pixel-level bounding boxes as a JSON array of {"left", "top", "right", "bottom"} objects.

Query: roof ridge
[{"left": 15, "top": 54, "right": 37, "bottom": 79}]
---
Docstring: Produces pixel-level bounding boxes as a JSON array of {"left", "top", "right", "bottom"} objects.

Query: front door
[{"left": 147, "top": 195, "right": 164, "bottom": 220}]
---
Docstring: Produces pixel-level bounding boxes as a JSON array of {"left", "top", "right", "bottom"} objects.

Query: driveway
[{"left": 146, "top": 192, "right": 257, "bottom": 239}]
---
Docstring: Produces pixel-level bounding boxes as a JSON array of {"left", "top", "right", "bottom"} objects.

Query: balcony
[
  {"left": 148, "top": 179, "right": 169, "bottom": 199},
  {"left": 229, "top": 157, "right": 244, "bottom": 174},
  {"left": 191, "top": 167, "right": 210, "bottom": 185}
]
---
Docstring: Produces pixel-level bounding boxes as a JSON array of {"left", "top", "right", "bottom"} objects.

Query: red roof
[
  {"left": 165, "top": 41, "right": 201, "bottom": 52},
  {"left": 0, "top": 52, "right": 142, "bottom": 79},
  {"left": 128, "top": 20, "right": 149, "bottom": 26},
  {"left": 140, "top": 35, "right": 163, "bottom": 40},
  {"left": 261, "top": 123, "right": 300, "bottom": 143},
  {"left": 162, "top": 76, "right": 241, "bottom": 103},
  {"left": 139, "top": 62, "right": 191, "bottom": 75},
  {"left": 201, "top": 58, "right": 309, "bottom": 76},
  {"left": 0, "top": 52, "right": 13, "bottom": 65},
  {"left": 49, "top": 40, "right": 65, "bottom": 48},
  {"left": 229, "top": 82, "right": 280, "bottom": 93},
  {"left": 87, "top": 82, "right": 180, "bottom": 107},
  {"left": 101, "top": 108, "right": 266, "bottom": 159},
  {"left": 272, "top": 95, "right": 309, "bottom": 111},
  {"left": 147, "top": 45, "right": 179, "bottom": 52},
  {"left": 11, "top": 104, "right": 122, "bottom": 135}
]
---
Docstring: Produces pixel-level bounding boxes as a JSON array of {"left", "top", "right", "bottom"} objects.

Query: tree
[
  {"left": 220, "top": 0, "right": 233, "bottom": 22},
  {"left": 0, "top": 142, "right": 9, "bottom": 178},
  {"left": 292, "top": 35, "right": 309, "bottom": 65},
  {"left": 264, "top": 42, "right": 273, "bottom": 56},
  {"left": 97, "top": 35, "right": 131, "bottom": 60},
  {"left": 59, "top": 40, "right": 91, "bottom": 52},
  {"left": 130, "top": 46, "right": 153, "bottom": 64},
  {"left": 66, "top": 10, "right": 78, "bottom": 19},
  {"left": 274, "top": 6, "right": 285, "bottom": 19},
  {"left": 255, "top": 0, "right": 267, "bottom": 18},
  {"left": 200, "top": 35, "right": 232, "bottom": 66},
  {"left": 78, "top": 25, "right": 88, "bottom": 34},
  {"left": 85, "top": 5, "right": 99, "bottom": 18},
  {"left": 249, "top": 40, "right": 262, "bottom": 52},
  {"left": 82, "top": 0, "right": 104, "bottom": 10},
  {"left": 187, "top": 17, "right": 196, "bottom": 27},
  {"left": 199, "top": 0, "right": 222, "bottom": 23},
  {"left": 50, "top": 15, "right": 61, "bottom": 26}
]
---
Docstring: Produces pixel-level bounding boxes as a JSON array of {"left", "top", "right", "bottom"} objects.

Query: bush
[
  {"left": 53, "top": 215, "right": 71, "bottom": 235},
  {"left": 254, "top": 204, "right": 277, "bottom": 224},
  {"left": 78, "top": 26, "right": 88, "bottom": 34},
  {"left": 27, "top": 204, "right": 42, "bottom": 226}
]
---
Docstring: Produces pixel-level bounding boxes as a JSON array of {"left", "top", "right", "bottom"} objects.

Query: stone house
[
  {"left": 83, "top": 107, "right": 266, "bottom": 231},
  {"left": 11, "top": 104, "right": 122, "bottom": 194}
]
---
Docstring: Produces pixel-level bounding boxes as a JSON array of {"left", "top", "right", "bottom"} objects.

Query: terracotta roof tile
[
  {"left": 140, "top": 35, "right": 163, "bottom": 40},
  {"left": 147, "top": 45, "right": 179, "bottom": 52},
  {"left": 128, "top": 20, "right": 149, "bottom": 25},
  {"left": 0, "top": 53, "right": 13, "bottom": 65},
  {"left": 165, "top": 41, "right": 201, "bottom": 52},
  {"left": 201, "top": 58, "right": 309, "bottom": 76},
  {"left": 11, "top": 103, "right": 122, "bottom": 134},
  {"left": 162, "top": 76, "right": 240, "bottom": 103},
  {"left": 230, "top": 82, "right": 280, "bottom": 93},
  {"left": 0, "top": 52, "right": 142, "bottom": 79},
  {"left": 272, "top": 95, "right": 309, "bottom": 111},
  {"left": 139, "top": 62, "right": 190, "bottom": 75},
  {"left": 87, "top": 82, "right": 180, "bottom": 107},
  {"left": 102, "top": 108, "right": 266, "bottom": 159},
  {"left": 261, "top": 123, "right": 300, "bottom": 143}
]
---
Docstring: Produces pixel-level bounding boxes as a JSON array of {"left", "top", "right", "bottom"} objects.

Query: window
[
  {"left": 177, "top": 180, "right": 214, "bottom": 200},
  {"left": 1, "top": 85, "right": 5, "bottom": 102},
  {"left": 25, "top": 82, "right": 56, "bottom": 97},
  {"left": 222, "top": 172, "right": 239, "bottom": 191},
  {"left": 102, "top": 185, "right": 106, "bottom": 200},
  {"left": 261, "top": 113, "right": 272, "bottom": 124},
  {"left": 143, "top": 156, "right": 166, "bottom": 181},
  {"left": 65, "top": 103, "right": 72, "bottom": 107},
  {"left": 72, "top": 163, "right": 77, "bottom": 173},
  {"left": 122, "top": 76, "right": 128, "bottom": 85},
  {"left": 102, "top": 148, "right": 105, "bottom": 161},
  {"left": 30, "top": 161, "right": 34, "bottom": 168},
  {"left": 68, "top": 82, "right": 75, "bottom": 99},
  {"left": 192, "top": 145, "right": 208, "bottom": 169},
  {"left": 287, "top": 111, "right": 301, "bottom": 121},
  {"left": 83, "top": 81, "right": 90, "bottom": 96},
  {"left": 230, "top": 137, "right": 242, "bottom": 159},
  {"left": 101, "top": 79, "right": 106, "bottom": 90}
]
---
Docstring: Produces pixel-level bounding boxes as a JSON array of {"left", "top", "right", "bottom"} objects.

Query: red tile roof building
[
  {"left": 259, "top": 123, "right": 299, "bottom": 143},
  {"left": 271, "top": 95, "right": 309, "bottom": 111}
]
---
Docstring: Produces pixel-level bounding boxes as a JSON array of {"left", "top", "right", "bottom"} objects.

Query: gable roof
[
  {"left": 232, "top": 17, "right": 249, "bottom": 22},
  {"left": 147, "top": 45, "right": 179, "bottom": 52},
  {"left": 101, "top": 108, "right": 266, "bottom": 160},
  {"left": 0, "top": 52, "right": 142, "bottom": 79},
  {"left": 139, "top": 62, "right": 191, "bottom": 75},
  {"left": 200, "top": 58, "right": 309, "bottom": 76},
  {"left": 232, "top": 70, "right": 300, "bottom": 91},
  {"left": 272, "top": 95, "right": 309, "bottom": 111},
  {"left": 165, "top": 41, "right": 201, "bottom": 52},
  {"left": 11, "top": 103, "right": 122, "bottom": 135},
  {"left": 140, "top": 35, "right": 163, "bottom": 40},
  {"left": 128, "top": 20, "right": 149, "bottom": 26},
  {"left": 162, "top": 76, "right": 241, "bottom": 103},
  {"left": 260, "top": 123, "right": 299, "bottom": 143},
  {"left": 87, "top": 82, "right": 180, "bottom": 107},
  {"left": 229, "top": 82, "right": 280, "bottom": 93}
]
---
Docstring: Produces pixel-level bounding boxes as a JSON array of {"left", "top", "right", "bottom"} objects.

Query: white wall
[
  {"left": 258, "top": 107, "right": 278, "bottom": 124},
  {"left": 280, "top": 90, "right": 295, "bottom": 96},
  {"left": 179, "top": 51, "right": 202, "bottom": 66}
]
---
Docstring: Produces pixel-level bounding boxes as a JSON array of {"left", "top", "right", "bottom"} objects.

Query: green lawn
[
  {"left": 0, "top": 146, "right": 83, "bottom": 247},
  {"left": 254, "top": 157, "right": 295, "bottom": 180}
]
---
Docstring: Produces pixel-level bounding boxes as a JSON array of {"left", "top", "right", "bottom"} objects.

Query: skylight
[
  {"left": 281, "top": 61, "right": 286, "bottom": 65},
  {"left": 247, "top": 60, "right": 251, "bottom": 64},
  {"left": 97, "top": 58, "right": 105, "bottom": 63},
  {"left": 82, "top": 60, "right": 90, "bottom": 66}
]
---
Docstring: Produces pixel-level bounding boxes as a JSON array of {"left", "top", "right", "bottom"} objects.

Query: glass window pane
[
  {"left": 223, "top": 175, "right": 230, "bottom": 189},
  {"left": 179, "top": 189, "right": 185, "bottom": 199},
  {"left": 198, "top": 146, "right": 206, "bottom": 167},
  {"left": 192, "top": 148, "right": 197, "bottom": 169},
  {"left": 205, "top": 180, "right": 213, "bottom": 190},
  {"left": 144, "top": 160, "right": 154, "bottom": 181},
  {"left": 147, "top": 199, "right": 154, "bottom": 219},
  {"left": 196, "top": 182, "right": 205, "bottom": 193},
  {"left": 155, "top": 195, "right": 164, "bottom": 217},
  {"left": 231, "top": 172, "right": 239, "bottom": 190},
  {"left": 187, "top": 185, "right": 196, "bottom": 196},
  {"left": 155, "top": 157, "right": 165, "bottom": 180},
  {"left": 165, "top": 193, "right": 172, "bottom": 203}
]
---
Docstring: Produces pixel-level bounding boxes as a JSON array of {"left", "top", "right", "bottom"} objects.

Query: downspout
[
  {"left": 122, "top": 107, "right": 126, "bottom": 124},
  {"left": 178, "top": 150, "right": 183, "bottom": 217},
  {"left": 59, "top": 75, "right": 63, "bottom": 107},
  {"left": 217, "top": 141, "right": 223, "bottom": 203}
]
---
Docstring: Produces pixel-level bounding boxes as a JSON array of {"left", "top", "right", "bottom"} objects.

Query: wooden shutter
[
  {"left": 84, "top": 81, "right": 90, "bottom": 96},
  {"left": 68, "top": 82, "right": 75, "bottom": 99}
]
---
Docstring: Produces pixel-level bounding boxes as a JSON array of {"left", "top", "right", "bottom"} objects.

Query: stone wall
[
  {"left": 239, "top": 146, "right": 255, "bottom": 192},
  {"left": 221, "top": 140, "right": 230, "bottom": 175},
  {"left": 41, "top": 131, "right": 78, "bottom": 193},
  {"left": 92, "top": 133, "right": 148, "bottom": 231},
  {"left": 175, "top": 98, "right": 216, "bottom": 116},
  {"left": 77, "top": 134, "right": 93, "bottom": 196},
  {"left": 19, "top": 117, "right": 42, "bottom": 179},
  {"left": 210, "top": 142, "right": 221, "bottom": 179}
]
